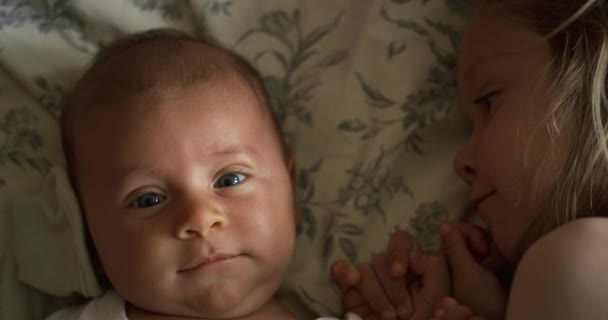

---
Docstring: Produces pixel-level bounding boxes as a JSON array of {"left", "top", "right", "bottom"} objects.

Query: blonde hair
[{"left": 479, "top": 0, "right": 608, "bottom": 257}]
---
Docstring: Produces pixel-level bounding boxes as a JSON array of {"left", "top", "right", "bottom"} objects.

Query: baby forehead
[
  {"left": 66, "top": 37, "right": 265, "bottom": 117},
  {"left": 61, "top": 32, "right": 278, "bottom": 141},
  {"left": 74, "top": 77, "right": 264, "bottom": 128},
  {"left": 68, "top": 80, "right": 272, "bottom": 159},
  {"left": 86, "top": 40, "right": 240, "bottom": 93}
]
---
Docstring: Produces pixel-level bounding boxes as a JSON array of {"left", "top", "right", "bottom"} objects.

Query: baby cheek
[
  {"left": 102, "top": 237, "right": 174, "bottom": 297},
  {"left": 245, "top": 195, "right": 295, "bottom": 256}
]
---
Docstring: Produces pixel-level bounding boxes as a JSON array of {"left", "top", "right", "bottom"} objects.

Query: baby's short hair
[
  {"left": 68, "top": 28, "right": 271, "bottom": 106},
  {"left": 61, "top": 28, "right": 287, "bottom": 167}
]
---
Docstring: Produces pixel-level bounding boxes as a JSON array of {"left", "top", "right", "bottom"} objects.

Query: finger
[
  {"left": 438, "top": 227, "right": 507, "bottom": 320},
  {"left": 345, "top": 306, "right": 380, "bottom": 320},
  {"left": 356, "top": 263, "right": 398, "bottom": 319},
  {"left": 348, "top": 305, "right": 373, "bottom": 319},
  {"left": 448, "top": 222, "right": 489, "bottom": 257},
  {"left": 362, "top": 314, "right": 381, "bottom": 320},
  {"left": 343, "top": 289, "right": 367, "bottom": 311},
  {"left": 440, "top": 223, "right": 484, "bottom": 274},
  {"left": 435, "top": 296, "right": 459, "bottom": 310},
  {"left": 480, "top": 242, "right": 507, "bottom": 270},
  {"left": 371, "top": 253, "right": 412, "bottom": 319},
  {"left": 406, "top": 256, "right": 450, "bottom": 320},
  {"left": 435, "top": 303, "right": 474, "bottom": 320},
  {"left": 410, "top": 254, "right": 451, "bottom": 300},
  {"left": 331, "top": 260, "right": 360, "bottom": 294},
  {"left": 385, "top": 231, "right": 419, "bottom": 277}
]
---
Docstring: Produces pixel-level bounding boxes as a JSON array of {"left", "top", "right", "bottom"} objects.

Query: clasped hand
[{"left": 330, "top": 223, "right": 509, "bottom": 320}]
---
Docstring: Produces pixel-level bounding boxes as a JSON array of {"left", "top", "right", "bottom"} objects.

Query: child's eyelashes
[
  {"left": 129, "top": 192, "right": 166, "bottom": 209},
  {"left": 473, "top": 89, "right": 502, "bottom": 111},
  {"left": 214, "top": 172, "right": 247, "bottom": 188}
]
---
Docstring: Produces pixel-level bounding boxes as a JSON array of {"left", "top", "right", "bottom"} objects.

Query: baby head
[
  {"left": 454, "top": 0, "right": 608, "bottom": 262},
  {"left": 60, "top": 29, "right": 297, "bottom": 318}
]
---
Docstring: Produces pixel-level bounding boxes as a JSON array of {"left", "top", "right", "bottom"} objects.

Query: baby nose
[{"left": 175, "top": 199, "right": 228, "bottom": 239}]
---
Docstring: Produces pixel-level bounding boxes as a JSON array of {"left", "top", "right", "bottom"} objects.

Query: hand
[
  {"left": 331, "top": 231, "right": 419, "bottom": 319},
  {"left": 331, "top": 258, "right": 403, "bottom": 319},
  {"left": 406, "top": 253, "right": 451, "bottom": 320},
  {"left": 431, "top": 297, "right": 487, "bottom": 320},
  {"left": 440, "top": 223, "right": 507, "bottom": 320},
  {"left": 331, "top": 231, "right": 450, "bottom": 320}
]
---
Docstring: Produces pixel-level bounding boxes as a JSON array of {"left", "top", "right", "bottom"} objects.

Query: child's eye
[
  {"left": 130, "top": 192, "right": 166, "bottom": 208},
  {"left": 473, "top": 90, "right": 502, "bottom": 111},
  {"left": 214, "top": 172, "right": 247, "bottom": 188}
]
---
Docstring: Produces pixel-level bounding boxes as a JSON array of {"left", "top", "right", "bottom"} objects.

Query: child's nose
[
  {"left": 453, "top": 140, "right": 477, "bottom": 185},
  {"left": 175, "top": 198, "right": 228, "bottom": 239}
]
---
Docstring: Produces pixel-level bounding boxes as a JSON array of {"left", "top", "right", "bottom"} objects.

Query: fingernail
[
  {"left": 397, "top": 305, "right": 409, "bottom": 317},
  {"left": 382, "top": 310, "right": 397, "bottom": 320}
]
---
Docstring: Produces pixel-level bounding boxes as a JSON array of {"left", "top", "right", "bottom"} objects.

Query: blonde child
[
  {"left": 47, "top": 29, "right": 359, "bottom": 320},
  {"left": 332, "top": 0, "right": 608, "bottom": 319}
]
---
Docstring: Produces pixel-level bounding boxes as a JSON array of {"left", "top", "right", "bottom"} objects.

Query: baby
[{"left": 47, "top": 29, "right": 358, "bottom": 320}]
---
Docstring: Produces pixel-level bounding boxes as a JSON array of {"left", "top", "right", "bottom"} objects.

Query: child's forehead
[{"left": 459, "top": 14, "right": 547, "bottom": 74}]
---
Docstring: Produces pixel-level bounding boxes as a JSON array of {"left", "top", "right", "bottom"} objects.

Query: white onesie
[{"left": 46, "top": 290, "right": 362, "bottom": 320}]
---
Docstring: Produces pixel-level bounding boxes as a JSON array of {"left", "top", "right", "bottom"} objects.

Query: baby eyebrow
[
  {"left": 210, "top": 145, "right": 258, "bottom": 156},
  {"left": 115, "top": 167, "right": 167, "bottom": 182},
  {"left": 113, "top": 145, "right": 261, "bottom": 181},
  {"left": 197, "top": 143, "right": 264, "bottom": 163}
]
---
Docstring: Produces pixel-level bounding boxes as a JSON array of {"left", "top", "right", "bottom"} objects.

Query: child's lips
[{"left": 471, "top": 190, "right": 496, "bottom": 214}]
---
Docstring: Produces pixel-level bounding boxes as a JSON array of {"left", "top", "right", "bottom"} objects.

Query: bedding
[{"left": 0, "top": 1, "right": 470, "bottom": 319}]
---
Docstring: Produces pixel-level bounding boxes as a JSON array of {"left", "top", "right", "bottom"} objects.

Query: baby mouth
[{"left": 179, "top": 253, "right": 239, "bottom": 272}]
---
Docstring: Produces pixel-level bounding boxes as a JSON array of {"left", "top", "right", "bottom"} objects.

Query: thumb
[{"left": 440, "top": 223, "right": 484, "bottom": 275}]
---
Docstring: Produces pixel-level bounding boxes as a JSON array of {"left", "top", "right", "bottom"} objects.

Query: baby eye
[
  {"left": 215, "top": 172, "right": 247, "bottom": 188},
  {"left": 130, "top": 192, "right": 166, "bottom": 208}
]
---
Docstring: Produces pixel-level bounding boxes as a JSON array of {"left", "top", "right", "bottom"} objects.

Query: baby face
[
  {"left": 70, "top": 75, "right": 296, "bottom": 318},
  {"left": 454, "top": 12, "right": 570, "bottom": 261}
]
